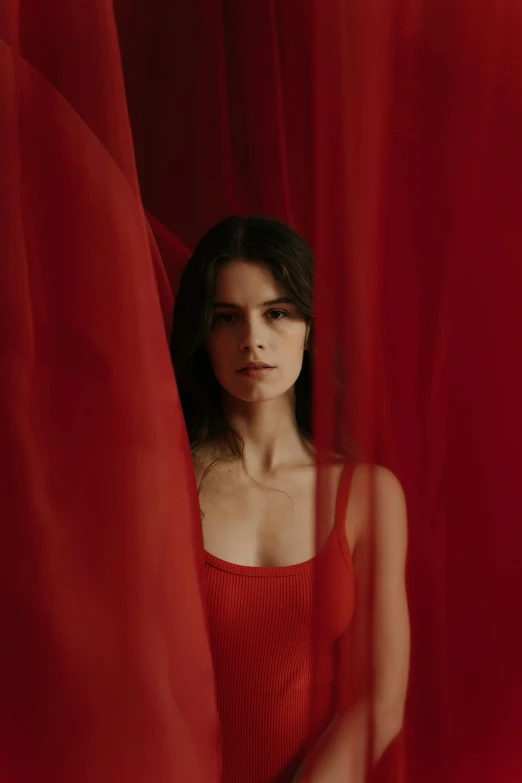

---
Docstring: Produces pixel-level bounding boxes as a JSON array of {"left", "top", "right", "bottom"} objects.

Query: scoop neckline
[
  {"left": 204, "top": 513, "right": 348, "bottom": 577},
  {"left": 204, "top": 548, "right": 318, "bottom": 577},
  {"left": 203, "top": 463, "right": 355, "bottom": 577}
]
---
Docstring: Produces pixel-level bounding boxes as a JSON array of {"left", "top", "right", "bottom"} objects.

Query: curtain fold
[
  {"left": 1, "top": 2, "right": 219, "bottom": 781},
  {"left": 117, "top": 2, "right": 522, "bottom": 780},
  {"left": 2, "top": 0, "right": 522, "bottom": 781}
]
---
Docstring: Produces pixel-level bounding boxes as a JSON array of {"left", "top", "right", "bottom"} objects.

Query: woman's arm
[{"left": 296, "top": 466, "right": 410, "bottom": 782}]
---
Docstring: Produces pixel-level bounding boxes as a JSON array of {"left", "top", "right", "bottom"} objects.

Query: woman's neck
[{"left": 221, "top": 391, "right": 312, "bottom": 475}]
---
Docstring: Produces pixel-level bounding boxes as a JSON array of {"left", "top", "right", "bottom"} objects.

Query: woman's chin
[
  {"left": 233, "top": 391, "right": 279, "bottom": 404},
  {"left": 224, "top": 384, "right": 289, "bottom": 405}
]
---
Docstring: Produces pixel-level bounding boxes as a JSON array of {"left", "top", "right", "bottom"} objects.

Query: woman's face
[{"left": 206, "top": 260, "right": 308, "bottom": 404}]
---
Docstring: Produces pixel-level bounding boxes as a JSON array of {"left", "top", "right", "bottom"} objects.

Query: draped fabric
[
  {"left": 2, "top": 1, "right": 522, "bottom": 782},
  {"left": 0, "top": 3, "right": 218, "bottom": 781}
]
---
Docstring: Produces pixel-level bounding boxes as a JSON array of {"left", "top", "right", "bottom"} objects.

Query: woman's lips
[{"left": 237, "top": 366, "right": 274, "bottom": 378}]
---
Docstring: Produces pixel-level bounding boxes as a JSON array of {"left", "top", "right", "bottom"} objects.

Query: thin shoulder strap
[{"left": 334, "top": 463, "right": 355, "bottom": 531}]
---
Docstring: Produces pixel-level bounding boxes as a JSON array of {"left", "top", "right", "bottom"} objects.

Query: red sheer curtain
[
  {"left": 0, "top": 2, "right": 218, "bottom": 781},
  {"left": 2, "top": 0, "right": 522, "bottom": 781},
  {"left": 119, "top": 2, "right": 522, "bottom": 780},
  {"left": 117, "top": 2, "right": 522, "bottom": 779}
]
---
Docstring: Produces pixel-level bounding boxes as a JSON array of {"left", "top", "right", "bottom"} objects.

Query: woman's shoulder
[
  {"left": 318, "top": 460, "right": 403, "bottom": 500},
  {"left": 192, "top": 443, "right": 228, "bottom": 484},
  {"left": 350, "top": 463, "right": 404, "bottom": 498},
  {"left": 345, "top": 463, "right": 407, "bottom": 549}
]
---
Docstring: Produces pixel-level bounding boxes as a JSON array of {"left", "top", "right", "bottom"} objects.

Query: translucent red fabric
[
  {"left": 1, "top": 3, "right": 217, "bottom": 781},
  {"left": 2, "top": 1, "right": 522, "bottom": 781}
]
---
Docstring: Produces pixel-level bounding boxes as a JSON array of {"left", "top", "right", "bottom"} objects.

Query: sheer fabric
[
  {"left": 1, "top": 3, "right": 218, "bottom": 781},
  {"left": 2, "top": 1, "right": 522, "bottom": 781}
]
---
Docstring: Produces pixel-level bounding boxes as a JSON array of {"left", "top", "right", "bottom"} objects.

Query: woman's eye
[
  {"left": 266, "top": 309, "right": 289, "bottom": 320},
  {"left": 213, "top": 313, "right": 239, "bottom": 325}
]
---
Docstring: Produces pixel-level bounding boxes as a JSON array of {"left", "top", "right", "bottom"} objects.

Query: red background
[{"left": 1, "top": 1, "right": 522, "bottom": 780}]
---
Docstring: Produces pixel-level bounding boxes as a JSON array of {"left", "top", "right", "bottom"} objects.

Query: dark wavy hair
[{"left": 170, "top": 216, "right": 314, "bottom": 460}]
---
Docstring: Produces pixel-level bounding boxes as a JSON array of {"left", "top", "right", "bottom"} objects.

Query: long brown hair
[{"left": 170, "top": 216, "right": 314, "bottom": 460}]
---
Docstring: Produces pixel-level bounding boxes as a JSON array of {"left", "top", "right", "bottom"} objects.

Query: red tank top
[{"left": 204, "top": 467, "right": 355, "bottom": 783}]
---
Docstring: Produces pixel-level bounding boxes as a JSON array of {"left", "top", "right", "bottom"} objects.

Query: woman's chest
[
  {"left": 205, "top": 548, "right": 355, "bottom": 663},
  {"left": 200, "top": 469, "right": 317, "bottom": 568}
]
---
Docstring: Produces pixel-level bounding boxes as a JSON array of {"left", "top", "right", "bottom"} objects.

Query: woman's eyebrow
[
  {"left": 263, "top": 297, "right": 292, "bottom": 306},
  {"left": 213, "top": 297, "right": 292, "bottom": 309}
]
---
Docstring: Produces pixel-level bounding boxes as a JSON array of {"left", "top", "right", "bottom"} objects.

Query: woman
[{"left": 171, "top": 216, "right": 409, "bottom": 783}]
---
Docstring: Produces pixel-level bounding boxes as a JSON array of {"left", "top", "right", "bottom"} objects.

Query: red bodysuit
[{"left": 205, "top": 467, "right": 355, "bottom": 782}]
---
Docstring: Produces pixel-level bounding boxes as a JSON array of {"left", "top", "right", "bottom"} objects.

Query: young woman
[{"left": 171, "top": 216, "right": 409, "bottom": 783}]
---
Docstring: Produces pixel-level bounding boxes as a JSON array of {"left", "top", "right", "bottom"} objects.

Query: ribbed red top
[{"left": 204, "top": 468, "right": 355, "bottom": 783}]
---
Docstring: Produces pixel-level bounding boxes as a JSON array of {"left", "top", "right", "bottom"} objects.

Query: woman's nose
[{"left": 240, "top": 316, "right": 265, "bottom": 351}]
